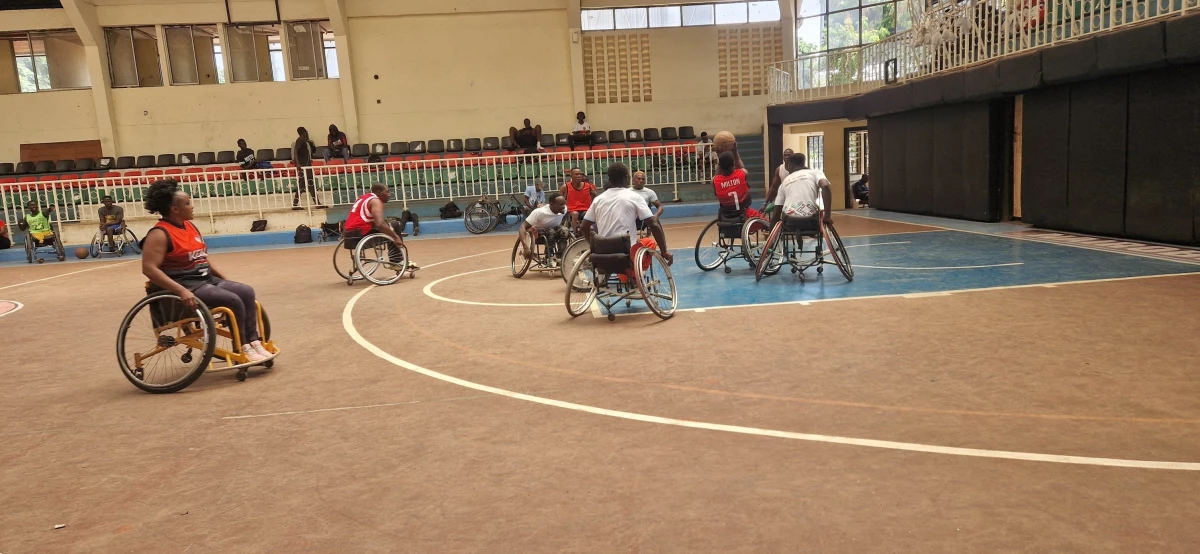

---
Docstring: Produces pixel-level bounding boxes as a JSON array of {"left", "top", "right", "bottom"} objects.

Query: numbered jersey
[
  {"left": 344, "top": 193, "right": 377, "bottom": 234},
  {"left": 712, "top": 169, "right": 750, "bottom": 210}
]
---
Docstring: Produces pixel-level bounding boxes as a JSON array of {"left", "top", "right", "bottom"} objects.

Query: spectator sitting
[
  {"left": 0, "top": 218, "right": 9, "bottom": 249},
  {"left": 510, "top": 118, "right": 542, "bottom": 155},
  {"left": 852, "top": 174, "right": 869, "bottom": 207},
  {"left": 570, "top": 111, "right": 594, "bottom": 150},
  {"left": 524, "top": 179, "right": 547, "bottom": 213},
  {"left": 236, "top": 139, "right": 272, "bottom": 170},
  {"left": 325, "top": 124, "right": 351, "bottom": 163},
  {"left": 695, "top": 132, "right": 715, "bottom": 164},
  {"left": 96, "top": 195, "right": 126, "bottom": 252}
]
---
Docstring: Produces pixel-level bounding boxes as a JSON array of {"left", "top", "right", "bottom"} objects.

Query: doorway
[{"left": 843, "top": 127, "right": 868, "bottom": 209}]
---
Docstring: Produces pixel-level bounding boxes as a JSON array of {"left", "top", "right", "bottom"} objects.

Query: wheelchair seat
[
  {"left": 782, "top": 214, "right": 821, "bottom": 236},
  {"left": 589, "top": 235, "right": 632, "bottom": 273},
  {"left": 717, "top": 209, "right": 747, "bottom": 239},
  {"left": 342, "top": 228, "right": 364, "bottom": 249}
]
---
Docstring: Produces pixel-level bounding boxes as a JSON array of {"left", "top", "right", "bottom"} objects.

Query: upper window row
[
  {"left": 1, "top": 30, "right": 91, "bottom": 95},
  {"left": 582, "top": 2, "right": 781, "bottom": 31}
]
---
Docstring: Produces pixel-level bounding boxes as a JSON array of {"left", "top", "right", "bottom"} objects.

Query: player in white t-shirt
[
  {"left": 518, "top": 195, "right": 568, "bottom": 260},
  {"left": 631, "top": 170, "right": 664, "bottom": 234},
  {"left": 583, "top": 163, "right": 673, "bottom": 266},
  {"left": 772, "top": 152, "right": 833, "bottom": 225}
]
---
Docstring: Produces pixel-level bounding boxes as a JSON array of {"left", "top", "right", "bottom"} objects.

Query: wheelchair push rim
[
  {"left": 740, "top": 217, "right": 771, "bottom": 268},
  {"left": 564, "top": 250, "right": 598, "bottom": 318},
  {"left": 755, "top": 222, "right": 786, "bottom": 282},
  {"left": 560, "top": 238, "right": 590, "bottom": 284},
  {"left": 116, "top": 292, "right": 216, "bottom": 394},
  {"left": 821, "top": 221, "right": 854, "bottom": 281},
  {"left": 635, "top": 248, "right": 677, "bottom": 320},
  {"left": 355, "top": 235, "right": 408, "bottom": 286},
  {"left": 510, "top": 237, "right": 533, "bottom": 278},
  {"left": 693, "top": 219, "right": 727, "bottom": 272}
]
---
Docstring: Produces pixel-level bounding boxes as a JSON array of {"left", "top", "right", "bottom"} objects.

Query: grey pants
[{"left": 195, "top": 280, "right": 259, "bottom": 344}]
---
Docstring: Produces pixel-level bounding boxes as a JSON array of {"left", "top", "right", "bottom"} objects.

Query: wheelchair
[
  {"left": 511, "top": 226, "right": 571, "bottom": 278},
  {"left": 90, "top": 224, "right": 141, "bottom": 258},
  {"left": 332, "top": 230, "right": 416, "bottom": 286},
  {"left": 116, "top": 288, "right": 279, "bottom": 393},
  {"left": 693, "top": 210, "right": 771, "bottom": 274},
  {"left": 564, "top": 235, "right": 678, "bottom": 321},
  {"left": 23, "top": 230, "right": 65, "bottom": 263},
  {"left": 754, "top": 214, "right": 854, "bottom": 282}
]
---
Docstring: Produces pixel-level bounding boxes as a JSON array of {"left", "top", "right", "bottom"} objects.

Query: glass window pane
[
  {"left": 827, "top": 10, "right": 860, "bottom": 49},
  {"left": 131, "top": 27, "right": 162, "bottom": 87},
  {"left": 861, "top": 4, "right": 895, "bottom": 44},
  {"left": 324, "top": 39, "right": 339, "bottom": 78},
  {"left": 287, "top": 21, "right": 320, "bottom": 79},
  {"left": 797, "top": 0, "right": 827, "bottom": 16},
  {"left": 649, "top": 6, "right": 682, "bottom": 27},
  {"left": 749, "top": 1, "right": 781, "bottom": 22},
  {"left": 268, "top": 38, "right": 285, "bottom": 82},
  {"left": 682, "top": 4, "right": 715, "bottom": 26},
  {"left": 226, "top": 25, "right": 262, "bottom": 82},
  {"left": 213, "top": 49, "right": 226, "bottom": 84},
  {"left": 34, "top": 54, "right": 51, "bottom": 89},
  {"left": 105, "top": 28, "right": 138, "bottom": 87},
  {"left": 796, "top": 15, "right": 826, "bottom": 54},
  {"left": 582, "top": 9, "right": 615, "bottom": 31},
  {"left": 165, "top": 26, "right": 199, "bottom": 85},
  {"left": 829, "top": 0, "right": 858, "bottom": 11},
  {"left": 16, "top": 56, "right": 37, "bottom": 92},
  {"left": 615, "top": 8, "right": 648, "bottom": 29},
  {"left": 715, "top": 2, "right": 749, "bottom": 24},
  {"left": 897, "top": 2, "right": 912, "bottom": 32}
]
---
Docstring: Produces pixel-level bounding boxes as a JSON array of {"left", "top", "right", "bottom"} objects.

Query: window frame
[
  {"left": 582, "top": 3, "right": 780, "bottom": 31},
  {"left": 104, "top": 26, "right": 162, "bottom": 88},
  {"left": 285, "top": 20, "right": 332, "bottom": 81}
]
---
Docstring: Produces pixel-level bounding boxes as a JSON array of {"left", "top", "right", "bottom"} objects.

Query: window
[
  {"left": 323, "top": 32, "right": 339, "bottom": 78},
  {"left": 748, "top": 1, "right": 783, "bottom": 22},
  {"left": 105, "top": 27, "right": 162, "bottom": 88},
  {"left": 582, "top": 9, "right": 615, "bottom": 31},
  {"left": 682, "top": 4, "right": 715, "bottom": 25},
  {"left": 2, "top": 30, "right": 92, "bottom": 94},
  {"left": 583, "top": 3, "right": 778, "bottom": 30},
  {"left": 806, "top": 135, "right": 824, "bottom": 171},
  {"left": 715, "top": 3, "right": 749, "bottom": 24},
  {"left": 615, "top": 8, "right": 649, "bottom": 29},
  {"left": 286, "top": 20, "right": 333, "bottom": 79},
  {"left": 225, "top": 24, "right": 284, "bottom": 83},
  {"left": 796, "top": 0, "right": 902, "bottom": 54},
  {"left": 649, "top": 6, "right": 682, "bottom": 28},
  {"left": 165, "top": 25, "right": 220, "bottom": 85},
  {"left": 213, "top": 43, "right": 226, "bottom": 84},
  {"left": 848, "top": 130, "right": 868, "bottom": 175}
]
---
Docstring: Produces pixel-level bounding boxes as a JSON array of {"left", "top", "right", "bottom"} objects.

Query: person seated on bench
[
  {"left": 570, "top": 112, "right": 594, "bottom": 150},
  {"left": 97, "top": 195, "right": 126, "bottom": 252},
  {"left": 712, "top": 151, "right": 763, "bottom": 222},
  {"left": 236, "top": 139, "right": 272, "bottom": 170},
  {"left": 344, "top": 183, "right": 418, "bottom": 269},
  {"left": 325, "top": 124, "right": 351, "bottom": 163},
  {"left": 771, "top": 152, "right": 833, "bottom": 227},
  {"left": 18, "top": 201, "right": 56, "bottom": 245},
  {"left": 510, "top": 118, "right": 542, "bottom": 155},
  {"left": 581, "top": 163, "right": 673, "bottom": 272},
  {"left": 518, "top": 195, "right": 568, "bottom": 260},
  {"left": 852, "top": 174, "right": 869, "bottom": 207}
]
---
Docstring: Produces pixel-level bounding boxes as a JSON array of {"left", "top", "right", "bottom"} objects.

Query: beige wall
[
  {"left": 0, "top": 40, "right": 19, "bottom": 95},
  {"left": 44, "top": 36, "right": 92, "bottom": 89},
  {"left": 0, "top": 89, "right": 100, "bottom": 161},
  {"left": 0, "top": 9, "right": 72, "bottom": 33},
  {"left": 584, "top": 25, "right": 768, "bottom": 136},
  {"left": 784, "top": 119, "right": 866, "bottom": 210},
  {"left": 94, "top": 0, "right": 327, "bottom": 27},
  {"left": 349, "top": 9, "right": 576, "bottom": 143},
  {"left": 111, "top": 79, "right": 343, "bottom": 155}
]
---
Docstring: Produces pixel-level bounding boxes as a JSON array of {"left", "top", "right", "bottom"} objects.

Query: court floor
[{"left": 2, "top": 211, "right": 1199, "bottom": 553}]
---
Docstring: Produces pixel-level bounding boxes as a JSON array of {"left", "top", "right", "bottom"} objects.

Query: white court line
[
  {"left": 855, "top": 262, "right": 1024, "bottom": 271},
  {"left": 842, "top": 241, "right": 910, "bottom": 249},
  {"left": 341, "top": 286, "right": 1200, "bottom": 471},
  {"left": 0, "top": 260, "right": 136, "bottom": 291},
  {"left": 424, "top": 266, "right": 559, "bottom": 307},
  {"left": 0, "top": 300, "right": 25, "bottom": 318}
]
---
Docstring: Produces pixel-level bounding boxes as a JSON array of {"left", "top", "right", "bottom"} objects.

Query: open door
[{"left": 844, "top": 127, "right": 868, "bottom": 209}]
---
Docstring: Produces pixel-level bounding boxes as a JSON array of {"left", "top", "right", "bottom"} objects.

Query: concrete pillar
[
  {"left": 567, "top": 0, "right": 586, "bottom": 113},
  {"left": 62, "top": 0, "right": 120, "bottom": 156},
  {"left": 779, "top": 0, "right": 795, "bottom": 60},
  {"left": 324, "top": 0, "right": 360, "bottom": 142}
]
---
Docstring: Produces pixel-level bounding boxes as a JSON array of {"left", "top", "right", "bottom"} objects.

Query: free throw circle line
[
  {"left": 0, "top": 300, "right": 24, "bottom": 318},
  {"left": 423, "top": 266, "right": 560, "bottom": 307},
  {"left": 343, "top": 285, "right": 1200, "bottom": 471}
]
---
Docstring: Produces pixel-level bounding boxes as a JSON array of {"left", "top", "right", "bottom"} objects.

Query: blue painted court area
[{"left": 627, "top": 229, "right": 1198, "bottom": 313}]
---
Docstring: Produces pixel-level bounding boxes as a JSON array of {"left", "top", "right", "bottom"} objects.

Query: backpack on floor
[
  {"left": 250, "top": 219, "right": 267, "bottom": 232},
  {"left": 440, "top": 201, "right": 462, "bottom": 219},
  {"left": 294, "top": 224, "right": 313, "bottom": 244}
]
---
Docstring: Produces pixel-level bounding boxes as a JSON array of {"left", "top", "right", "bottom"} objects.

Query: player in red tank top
[
  {"left": 711, "top": 151, "right": 763, "bottom": 220},
  {"left": 559, "top": 167, "right": 597, "bottom": 233}
]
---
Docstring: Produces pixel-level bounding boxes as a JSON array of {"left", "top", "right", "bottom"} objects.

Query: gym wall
[{"left": 1021, "top": 65, "right": 1200, "bottom": 245}]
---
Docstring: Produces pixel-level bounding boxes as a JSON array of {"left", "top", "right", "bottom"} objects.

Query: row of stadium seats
[{"left": 0, "top": 126, "right": 702, "bottom": 177}]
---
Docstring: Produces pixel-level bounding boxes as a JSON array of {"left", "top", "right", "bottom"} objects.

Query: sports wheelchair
[
  {"left": 332, "top": 230, "right": 417, "bottom": 286},
  {"left": 564, "top": 235, "right": 677, "bottom": 321},
  {"left": 693, "top": 210, "right": 771, "bottom": 273},
  {"left": 90, "top": 224, "right": 141, "bottom": 258},
  {"left": 754, "top": 214, "right": 853, "bottom": 282},
  {"left": 511, "top": 226, "right": 571, "bottom": 278},
  {"left": 116, "top": 288, "right": 279, "bottom": 393},
  {"left": 23, "top": 230, "right": 65, "bottom": 263}
]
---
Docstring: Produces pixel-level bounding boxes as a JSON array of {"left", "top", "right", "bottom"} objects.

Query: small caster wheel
[
  {"left": 724, "top": 266, "right": 731, "bottom": 274},
  {"left": 133, "top": 368, "right": 144, "bottom": 380},
  {"left": 607, "top": 313, "right": 615, "bottom": 321},
  {"left": 57, "top": 255, "right": 66, "bottom": 262},
  {"left": 625, "top": 300, "right": 632, "bottom": 307},
  {"left": 264, "top": 359, "right": 274, "bottom": 369},
  {"left": 37, "top": 258, "right": 45, "bottom": 264},
  {"left": 236, "top": 370, "right": 247, "bottom": 382},
  {"left": 791, "top": 267, "right": 797, "bottom": 273},
  {"left": 817, "top": 266, "right": 824, "bottom": 274},
  {"left": 347, "top": 278, "right": 354, "bottom": 286}
]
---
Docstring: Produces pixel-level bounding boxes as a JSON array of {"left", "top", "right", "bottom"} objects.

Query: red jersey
[
  {"left": 565, "top": 182, "right": 596, "bottom": 212},
  {"left": 153, "top": 220, "right": 210, "bottom": 282},
  {"left": 713, "top": 169, "right": 750, "bottom": 209},
  {"left": 345, "top": 193, "right": 378, "bottom": 234}
]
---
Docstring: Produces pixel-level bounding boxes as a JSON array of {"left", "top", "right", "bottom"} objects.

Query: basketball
[
  {"left": 713, "top": 131, "right": 736, "bottom": 154},
  {"left": 75, "top": 247, "right": 89, "bottom": 259}
]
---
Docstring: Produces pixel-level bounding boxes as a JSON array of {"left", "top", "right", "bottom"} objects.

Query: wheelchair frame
[
  {"left": 564, "top": 240, "right": 677, "bottom": 321},
  {"left": 116, "top": 291, "right": 279, "bottom": 393},
  {"left": 90, "top": 224, "right": 141, "bottom": 258},
  {"left": 512, "top": 226, "right": 571, "bottom": 278},
  {"left": 754, "top": 217, "right": 854, "bottom": 282},
  {"left": 23, "top": 229, "right": 65, "bottom": 263},
  {"left": 693, "top": 215, "right": 771, "bottom": 274},
  {"left": 332, "top": 232, "right": 416, "bottom": 286}
]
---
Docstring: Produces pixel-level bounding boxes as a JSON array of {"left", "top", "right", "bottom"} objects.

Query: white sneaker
[
  {"left": 250, "top": 341, "right": 275, "bottom": 360},
  {"left": 242, "top": 344, "right": 268, "bottom": 363}
]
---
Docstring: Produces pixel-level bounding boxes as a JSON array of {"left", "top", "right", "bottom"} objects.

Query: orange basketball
[
  {"left": 713, "top": 131, "right": 736, "bottom": 154},
  {"left": 75, "top": 247, "right": 89, "bottom": 259}
]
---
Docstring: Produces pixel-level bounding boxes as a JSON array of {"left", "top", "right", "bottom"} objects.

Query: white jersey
[
  {"left": 525, "top": 204, "right": 565, "bottom": 230},
  {"left": 583, "top": 187, "right": 653, "bottom": 239},
  {"left": 775, "top": 169, "right": 826, "bottom": 218}
]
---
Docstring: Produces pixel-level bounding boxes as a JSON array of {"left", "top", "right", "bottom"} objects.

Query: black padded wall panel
[
  {"left": 1166, "top": 13, "right": 1200, "bottom": 64},
  {"left": 962, "top": 102, "right": 999, "bottom": 221},
  {"left": 905, "top": 110, "right": 935, "bottom": 214},
  {"left": 1021, "top": 87, "right": 1071, "bottom": 229},
  {"left": 963, "top": 62, "right": 1001, "bottom": 100},
  {"left": 931, "top": 104, "right": 965, "bottom": 218},
  {"left": 1042, "top": 38, "right": 1097, "bottom": 85},
  {"left": 1125, "top": 66, "right": 1200, "bottom": 243},
  {"left": 997, "top": 52, "right": 1043, "bottom": 93},
  {"left": 871, "top": 112, "right": 908, "bottom": 212},
  {"left": 1097, "top": 22, "right": 1166, "bottom": 75},
  {"left": 1066, "top": 77, "right": 1128, "bottom": 236}
]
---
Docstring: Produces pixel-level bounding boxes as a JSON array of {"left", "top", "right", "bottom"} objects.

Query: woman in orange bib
[{"left": 141, "top": 179, "right": 275, "bottom": 363}]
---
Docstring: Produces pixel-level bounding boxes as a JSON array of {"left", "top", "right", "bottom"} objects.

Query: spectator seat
[
  {"left": 177, "top": 153, "right": 196, "bottom": 165},
  {"left": 351, "top": 143, "right": 370, "bottom": 157},
  {"left": 55, "top": 160, "right": 74, "bottom": 172},
  {"left": 390, "top": 142, "right": 409, "bottom": 155},
  {"left": 256, "top": 149, "right": 274, "bottom": 162},
  {"left": 216, "top": 151, "right": 236, "bottom": 163},
  {"left": 274, "top": 148, "right": 292, "bottom": 161},
  {"left": 679, "top": 126, "right": 697, "bottom": 140},
  {"left": 196, "top": 152, "right": 216, "bottom": 165},
  {"left": 371, "top": 143, "right": 389, "bottom": 156},
  {"left": 156, "top": 154, "right": 176, "bottom": 167}
]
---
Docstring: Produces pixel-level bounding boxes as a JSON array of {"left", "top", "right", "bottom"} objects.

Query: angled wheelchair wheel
[
  {"left": 53, "top": 238, "right": 65, "bottom": 261},
  {"left": 332, "top": 237, "right": 364, "bottom": 282},
  {"left": 116, "top": 292, "right": 215, "bottom": 394},
  {"left": 741, "top": 217, "right": 771, "bottom": 267},
  {"left": 755, "top": 222, "right": 786, "bottom": 282},
  {"left": 560, "top": 238, "right": 589, "bottom": 284},
  {"left": 693, "top": 219, "right": 726, "bottom": 271},
  {"left": 24, "top": 238, "right": 33, "bottom": 263},
  {"left": 356, "top": 235, "right": 407, "bottom": 286},
  {"left": 510, "top": 237, "right": 532, "bottom": 278},
  {"left": 635, "top": 248, "right": 677, "bottom": 320},
  {"left": 464, "top": 203, "right": 495, "bottom": 234},
  {"left": 822, "top": 221, "right": 854, "bottom": 282},
  {"left": 90, "top": 234, "right": 103, "bottom": 258},
  {"left": 125, "top": 229, "right": 141, "bottom": 254},
  {"left": 564, "top": 250, "right": 598, "bottom": 318}
]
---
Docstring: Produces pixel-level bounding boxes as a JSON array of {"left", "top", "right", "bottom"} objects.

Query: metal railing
[
  {"left": 1, "top": 144, "right": 717, "bottom": 231},
  {"left": 769, "top": 0, "right": 1199, "bottom": 105}
]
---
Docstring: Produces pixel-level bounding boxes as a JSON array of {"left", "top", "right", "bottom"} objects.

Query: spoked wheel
[
  {"left": 90, "top": 235, "right": 102, "bottom": 258},
  {"left": 355, "top": 235, "right": 407, "bottom": 286},
  {"left": 125, "top": 229, "right": 142, "bottom": 254},
  {"left": 54, "top": 239, "right": 65, "bottom": 261},
  {"left": 821, "top": 220, "right": 854, "bottom": 281},
  {"left": 484, "top": 204, "right": 504, "bottom": 233},
  {"left": 510, "top": 238, "right": 532, "bottom": 278},
  {"left": 116, "top": 292, "right": 216, "bottom": 394},
  {"left": 635, "top": 248, "right": 677, "bottom": 320},
  {"left": 693, "top": 219, "right": 726, "bottom": 271},
  {"left": 24, "top": 238, "right": 33, "bottom": 263},
  {"left": 560, "top": 238, "right": 589, "bottom": 284},
  {"left": 464, "top": 203, "right": 496, "bottom": 234},
  {"left": 755, "top": 222, "right": 786, "bottom": 282},
  {"left": 332, "top": 238, "right": 364, "bottom": 283},
  {"left": 564, "top": 250, "right": 598, "bottom": 318},
  {"left": 257, "top": 303, "right": 275, "bottom": 369},
  {"left": 740, "top": 217, "right": 771, "bottom": 268}
]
